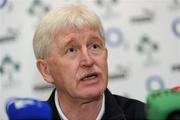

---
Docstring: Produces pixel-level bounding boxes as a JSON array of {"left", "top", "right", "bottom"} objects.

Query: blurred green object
[{"left": 147, "top": 87, "right": 180, "bottom": 120}]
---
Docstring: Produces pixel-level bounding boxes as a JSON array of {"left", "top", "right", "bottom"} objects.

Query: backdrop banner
[{"left": 0, "top": 0, "right": 180, "bottom": 119}]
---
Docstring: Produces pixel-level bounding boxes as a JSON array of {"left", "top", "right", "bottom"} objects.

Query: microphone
[
  {"left": 6, "top": 98, "right": 52, "bottom": 120},
  {"left": 146, "top": 86, "right": 180, "bottom": 120}
]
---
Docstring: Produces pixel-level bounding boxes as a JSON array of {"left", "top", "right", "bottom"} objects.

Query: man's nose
[{"left": 80, "top": 48, "right": 94, "bottom": 67}]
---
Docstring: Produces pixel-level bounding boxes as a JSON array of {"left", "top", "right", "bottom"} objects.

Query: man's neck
[{"left": 55, "top": 90, "right": 104, "bottom": 120}]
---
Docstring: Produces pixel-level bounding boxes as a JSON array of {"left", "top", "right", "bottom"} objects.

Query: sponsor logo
[
  {"left": 27, "top": 0, "right": 50, "bottom": 21},
  {"left": 109, "top": 65, "right": 130, "bottom": 80},
  {"left": 0, "top": 55, "right": 20, "bottom": 87},
  {"left": 95, "top": 0, "right": 119, "bottom": 18},
  {"left": 105, "top": 27, "right": 128, "bottom": 48},
  {"left": 33, "top": 84, "right": 54, "bottom": 91},
  {"left": 0, "top": 0, "right": 7, "bottom": 9},
  {"left": 172, "top": 18, "right": 180, "bottom": 38},
  {"left": 136, "top": 35, "right": 159, "bottom": 66},
  {"left": 146, "top": 75, "right": 165, "bottom": 92},
  {"left": 130, "top": 8, "right": 154, "bottom": 24},
  {"left": 0, "top": 27, "right": 19, "bottom": 43},
  {"left": 172, "top": 63, "right": 180, "bottom": 72},
  {"left": 169, "top": 0, "right": 180, "bottom": 10},
  {"left": 0, "top": 0, "right": 13, "bottom": 11}
]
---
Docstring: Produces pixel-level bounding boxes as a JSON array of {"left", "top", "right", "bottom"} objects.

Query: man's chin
[{"left": 78, "top": 88, "right": 105, "bottom": 100}]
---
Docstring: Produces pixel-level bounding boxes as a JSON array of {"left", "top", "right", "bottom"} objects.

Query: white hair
[{"left": 33, "top": 4, "right": 105, "bottom": 59}]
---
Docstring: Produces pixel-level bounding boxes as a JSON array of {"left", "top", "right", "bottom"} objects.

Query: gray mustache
[{"left": 76, "top": 66, "right": 102, "bottom": 81}]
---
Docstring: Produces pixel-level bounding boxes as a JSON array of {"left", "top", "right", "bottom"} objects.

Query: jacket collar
[
  {"left": 48, "top": 89, "right": 61, "bottom": 120},
  {"left": 48, "top": 88, "right": 126, "bottom": 120},
  {"left": 102, "top": 89, "right": 126, "bottom": 120}
]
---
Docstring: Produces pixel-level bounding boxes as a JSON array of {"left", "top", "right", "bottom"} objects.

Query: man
[{"left": 33, "top": 4, "right": 146, "bottom": 120}]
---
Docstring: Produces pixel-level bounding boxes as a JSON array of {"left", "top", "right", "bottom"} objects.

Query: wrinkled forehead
[{"left": 53, "top": 26, "right": 103, "bottom": 41}]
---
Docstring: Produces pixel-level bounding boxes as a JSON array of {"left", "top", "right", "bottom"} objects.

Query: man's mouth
[{"left": 80, "top": 73, "right": 98, "bottom": 81}]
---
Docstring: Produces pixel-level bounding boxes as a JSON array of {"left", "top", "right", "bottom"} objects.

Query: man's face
[{"left": 46, "top": 28, "right": 108, "bottom": 100}]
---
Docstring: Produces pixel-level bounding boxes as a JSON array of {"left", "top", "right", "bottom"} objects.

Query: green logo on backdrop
[
  {"left": 0, "top": 55, "right": 20, "bottom": 83},
  {"left": 136, "top": 35, "right": 159, "bottom": 66}
]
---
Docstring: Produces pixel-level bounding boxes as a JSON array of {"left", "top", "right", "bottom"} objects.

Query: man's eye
[
  {"left": 93, "top": 44, "right": 98, "bottom": 49},
  {"left": 69, "top": 48, "right": 75, "bottom": 52},
  {"left": 66, "top": 47, "right": 76, "bottom": 54},
  {"left": 91, "top": 43, "right": 100, "bottom": 49}
]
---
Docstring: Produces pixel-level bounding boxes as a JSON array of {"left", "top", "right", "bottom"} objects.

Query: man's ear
[{"left": 36, "top": 59, "right": 54, "bottom": 84}]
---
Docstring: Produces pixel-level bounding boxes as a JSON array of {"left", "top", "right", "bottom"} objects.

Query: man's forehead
[
  {"left": 56, "top": 27, "right": 101, "bottom": 39},
  {"left": 59, "top": 27, "right": 99, "bottom": 34}
]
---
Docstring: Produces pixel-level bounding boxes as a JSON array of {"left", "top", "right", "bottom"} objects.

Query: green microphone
[{"left": 146, "top": 86, "right": 180, "bottom": 120}]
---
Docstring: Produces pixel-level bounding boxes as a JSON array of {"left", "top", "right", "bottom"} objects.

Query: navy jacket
[{"left": 47, "top": 89, "right": 147, "bottom": 120}]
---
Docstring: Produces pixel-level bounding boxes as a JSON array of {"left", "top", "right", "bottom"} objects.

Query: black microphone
[{"left": 6, "top": 98, "right": 52, "bottom": 120}]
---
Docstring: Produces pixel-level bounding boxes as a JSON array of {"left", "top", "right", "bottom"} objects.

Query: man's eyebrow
[
  {"left": 89, "top": 35, "right": 103, "bottom": 42},
  {"left": 89, "top": 35, "right": 105, "bottom": 46},
  {"left": 56, "top": 36, "right": 76, "bottom": 52},
  {"left": 62, "top": 38, "right": 76, "bottom": 48}
]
